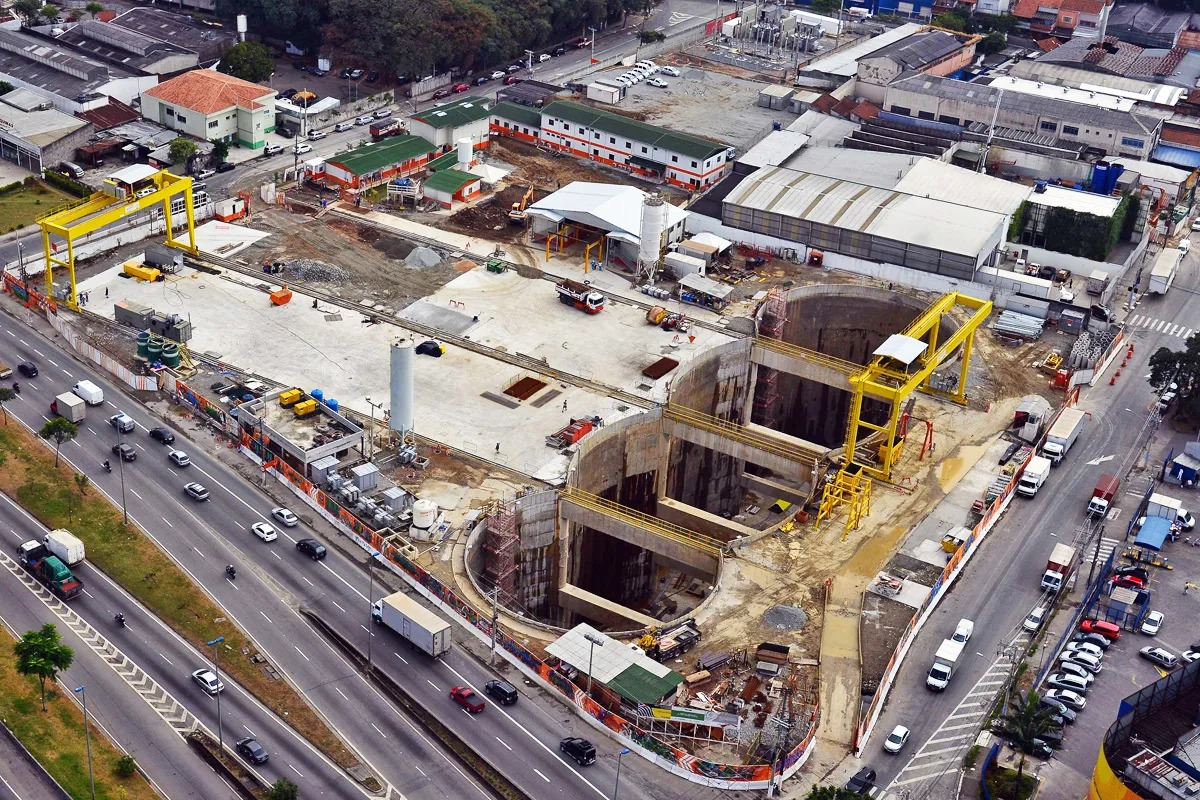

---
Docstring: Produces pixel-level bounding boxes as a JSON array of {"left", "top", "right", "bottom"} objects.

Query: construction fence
[
  {"left": 854, "top": 388, "right": 1083, "bottom": 753},
  {"left": 235, "top": 428, "right": 818, "bottom": 789}
]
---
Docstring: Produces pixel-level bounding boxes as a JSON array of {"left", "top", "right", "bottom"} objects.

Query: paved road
[
  {"left": 0, "top": 311, "right": 699, "bottom": 800},
  {"left": 0, "top": 721, "right": 69, "bottom": 800},
  {"left": 864, "top": 249, "right": 1199, "bottom": 796}
]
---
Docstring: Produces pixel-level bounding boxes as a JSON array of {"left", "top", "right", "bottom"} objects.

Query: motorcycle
[
  {"left": 102, "top": 460, "right": 112, "bottom": 473},
  {"left": 114, "top": 613, "right": 126, "bottom": 627},
  {"left": 225, "top": 565, "right": 237, "bottom": 580},
  {"left": 11, "top": 382, "right": 19, "bottom": 394}
]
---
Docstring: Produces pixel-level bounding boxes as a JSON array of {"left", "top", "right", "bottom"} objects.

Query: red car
[
  {"left": 1108, "top": 574, "right": 1146, "bottom": 590},
  {"left": 504, "top": 76, "right": 522, "bottom": 85},
  {"left": 1081, "top": 619, "right": 1121, "bottom": 641},
  {"left": 450, "top": 686, "right": 485, "bottom": 713},
  {"left": 452, "top": 83, "right": 470, "bottom": 93}
]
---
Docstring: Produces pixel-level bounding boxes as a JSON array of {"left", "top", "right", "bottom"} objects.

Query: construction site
[{"left": 24, "top": 151, "right": 1069, "bottom": 783}]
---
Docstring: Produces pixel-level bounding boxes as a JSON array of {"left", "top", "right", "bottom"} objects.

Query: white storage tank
[
  {"left": 390, "top": 338, "right": 414, "bottom": 436},
  {"left": 411, "top": 499, "right": 438, "bottom": 529}
]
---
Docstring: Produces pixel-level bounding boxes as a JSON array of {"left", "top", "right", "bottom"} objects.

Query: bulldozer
[{"left": 508, "top": 185, "right": 535, "bottom": 224}]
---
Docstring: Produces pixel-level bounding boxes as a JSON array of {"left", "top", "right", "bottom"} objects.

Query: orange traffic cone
[
  {"left": 1110, "top": 375, "right": 1116, "bottom": 385},
  {"left": 1121, "top": 359, "right": 1127, "bottom": 367}
]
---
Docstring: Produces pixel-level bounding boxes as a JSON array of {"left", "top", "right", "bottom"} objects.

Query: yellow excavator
[{"left": 509, "top": 185, "right": 535, "bottom": 223}]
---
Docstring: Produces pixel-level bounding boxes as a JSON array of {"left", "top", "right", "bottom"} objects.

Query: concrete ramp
[{"left": 558, "top": 584, "right": 659, "bottom": 628}]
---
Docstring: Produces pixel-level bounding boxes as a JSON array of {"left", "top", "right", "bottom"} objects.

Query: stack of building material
[{"left": 992, "top": 310, "right": 1044, "bottom": 340}]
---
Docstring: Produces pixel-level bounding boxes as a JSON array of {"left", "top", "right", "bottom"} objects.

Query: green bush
[
  {"left": 0, "top": 181, "right": 23, "bottom": 196},
  {"left": 114, "top": 755, "right": 137, "bottom": 778},
  {"left": 41, "top": 170, "right": 89, "bottom": 198}
]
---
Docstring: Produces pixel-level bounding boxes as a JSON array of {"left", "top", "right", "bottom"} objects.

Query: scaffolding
[
  {"left": 752, "top": 287, "right": 787, "bottom": 430},
  {"left": 483, "top": 498, "right": 519, "bottom": 603},
  {"left": 815, "top": 467, "right": 873, "bottom": 539}
]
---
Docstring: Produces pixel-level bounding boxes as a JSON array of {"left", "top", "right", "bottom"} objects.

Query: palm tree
[
  {"left": 990, "top": 689, "right": 1059, "bottom": 799},
  {"left": 14, "top": 624, "right": 74, "bottom": 712}
]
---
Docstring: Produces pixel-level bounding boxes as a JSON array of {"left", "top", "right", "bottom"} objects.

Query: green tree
[
  {"left": 14, "top": 624, "right": 74, "bottom": 712},
  {"left": 41, "top": 3, "right": 58, "bottom": 19},
  {"left": 12, "top": 0, "right": 42, "bottom": 21},
  {"left": 210, "top": 140, "right": 231, "bottom": 164},
  {"left": 811, "top": 0, "right": 841, "bottom": 14},
  {"left": 805, "top": 786, "right": 863, "bottom": 799},
  {"left": 1150, "top": 333, "right": 1200, "bottom": 419},
  {"left": 265, "top": 777, "right": 299, "bottom": 800},
  {"left": 933, "top": 11, "right": 965, "bottom": 30},
  {"left": 990, "top": 690, "right": 1059, "bottom": 800},
  {"left": 168, "top": 137, "right": 198, "bottom": 165},
  {"left": 0, "top": 81, "right": 13, "bottom": 96},
  {"left": 38, "top": 416, "right": 77, "bottom": 467},
  {"left": 0, "top": 386, "right": 15, "bottom": 426},
  {"left": 85, "top": 1, "right": 104, "bottom": 18},
  {"left": 979, "top": 31, "right": 1007, "bottom": 54},
  {"left": 217, "top": 41, "right": 275, "bottom": 83}
]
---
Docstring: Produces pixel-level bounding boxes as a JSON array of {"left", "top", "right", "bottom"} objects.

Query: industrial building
[
  {"left": 53, "top": 20, "right": 199, "bottom": 76},
  {"left": 854, "top": 28, "right": 981, "bottom": 104},
  {"left": 0, "top": 93, "right": 94, "bottom": 173},
  {"left": 491, "top": 100, "right": 731, "bottom": 190},
  {"left": 318, "top": 135, "right": 437, "bottom": 192},
  {"left": 0, "top": 27, "right": 157, "bottom": 114},
  {"left": 108, "top": 7, "right": 236, "bottom": 63},
  {"left": 141, "top": 70, "right": 277, "bottom": 149},
  {"left": 408, "top": 96, "right": 492, "bottom": 151},
  {"left": 883, "top": 74, "right": 1162, "bottom": 158}
]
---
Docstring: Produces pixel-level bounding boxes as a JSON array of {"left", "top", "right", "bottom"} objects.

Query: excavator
[{"left": 508, "top": 185, "right": 535, "bottom": 224}]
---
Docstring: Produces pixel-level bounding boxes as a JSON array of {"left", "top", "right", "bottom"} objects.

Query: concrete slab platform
[
  {"left": 398, "top": 300, "right": 478, "bottom": 336},
  {"left": 909, "top": 538, "right": 952, "bottom": 568}
]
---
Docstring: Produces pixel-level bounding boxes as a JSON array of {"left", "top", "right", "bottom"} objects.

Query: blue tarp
[
  {"left": 1151, "top": 144, "right": 1200, "bottom": 170},
  {"left": 1135, "top": 516, "right": 1172, "bottom": 551}
]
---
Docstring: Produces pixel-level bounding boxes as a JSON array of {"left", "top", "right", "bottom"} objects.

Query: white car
[
  {"left": 647, "top": 78, "right": 668, "bottom": 88},
  {"left": 659, "top": 65, "right": 681, "bottom": 77},
  {"left": 334, "top": 121, "right": 355, "bottom": 132},
  {"left": 1054, "top": 661, "right": 1095, "bottom": 685},
  {"left": 191, "top": 668, "right": 224, "bottom": 695},
  {"left": 1192, "top": 218, "right": 1200, "bottom": 231},
  {"left": 355, "top": 115, "right": 373, "bottom": 125},
  {"left": 1059, "top": 650, "right": 1103, "bottom": 673},
  {"left": 1043, "top": 688, "right": 1086, "bottom": 711},
  {"left": 1182, "top": 650, "right": 1200, "bottom": 663},
  {"left": 490, "top": 70, "right": 506, "bottom": 80},
  {"left": 1064, "top": 641, "right": 1105, "bottom": 660},
  {"left": 194, "top": 168, "right": 216, "bottom": 180},
  {"left": 293, "top": 143, "right": 313, "bottom": 155},
  {"left": 307, "top": 130, "right": 328, "bottom": 140},
  {"left": 251, "top": 522, "right": 278, "bottom": 542},
  {"left": 1141, "top": 610, "right": 1165, "bottom": 636},
  {"left": 167, "top": 450, "right": 190, "bottom": 467},
  {"left": 539, "top": 53, "right": 552, "bottom": 62},
  {"left": 883, "top": 725, "right": 910, "bottom": 754},
  {"left": 271, "top": 507, "right": 299, "bottom": 527}
]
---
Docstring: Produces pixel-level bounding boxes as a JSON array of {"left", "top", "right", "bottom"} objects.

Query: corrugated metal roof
[
  {"left": 423, "top": 168, "right": 478, "bottom": 193},
  {"left": 328, "top": 135, "right": 435, "bottom": 177},
  {"left": 1151, "top": 143, "right": 1200, "bottom": 169},
  {"left": 1027, "top": 183, "right": 1121, "bottom": 216},
  {"left": 414, "top": 96, "right": 491, "bottom": 129},
  {"left": 802, "top": 22, "right": 926, "bottom": 77},
  {"left": 545, "top": 624, "right": 684, "bottom": 699},
  {"left": 490, "top": 100, "right": 542, "bottom": 128},
  {"left": 541, "top": 100, "right": 728, "bottom": 161}
]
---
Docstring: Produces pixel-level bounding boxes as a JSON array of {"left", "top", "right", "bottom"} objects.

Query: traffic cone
[
  {"left": 1116, "top": 370, "right": 1121, "bottom": 377},
  {"left": 1121, "top": 359, "right": 1127, "bottom": 367},
  {"left": 1110, "top": 375, "right": 1116, "bottom": 385}
]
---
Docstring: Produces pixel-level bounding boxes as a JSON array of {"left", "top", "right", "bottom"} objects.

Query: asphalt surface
[
  {"left": 0, "top": 309, "right": 699, "bottom": 799},
  {"left": 868, "top": 251, "right": 1199, "bottom": 796},
  {"left": 0, "top": 721, "right": 70, "bottom": 800}
]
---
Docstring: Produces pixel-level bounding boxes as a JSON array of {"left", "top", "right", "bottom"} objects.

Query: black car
[
  {"left": 236, "top": 737, "right": 269, "bottom": 765},
  {"left": 475, "top": 76, "right": 489, "bottom": 85},
  {"left": 278, "top": 88, "right": 299, "bottom": 100},
  {"left": 1070, "top": 632, "right": 1112, "bottom": 651},
  {"left": 559, "top": 737, "right": 595, "bottom": 766},
  {"left": 17, "top": 361, "right": 37, "bottom": 377},
  {"left": 296, "top": 538, "right": 326, "bottom": 560},
  {"left": 366, "top": 70, "right": 380, "bottom": 83},
  {"left": 845, "top": 767, "right": 877, "bottom": 794},
  {"left": 339, "top": 67, "right": 352, "bottom": 79},
  {"left": 149, "top": 427, "right": 175, "bottom": 444},
  {"left": 216, "top": 162, "right": 235, "bottom": 173},
  {"left": 278, "top": 127, "right": 296, "bottom": 139},
  {"left": 484, "top": 679, "right": 518, "bottom": 705},
  {"left": 111, "top": 443, "right": 136, "bottom": 462}
]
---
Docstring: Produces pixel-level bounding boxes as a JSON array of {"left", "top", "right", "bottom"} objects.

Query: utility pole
[
  {"left": 116, "top": 427, "right": 129, "bottom": 525},
  {"left": 366, "top": 549, "right": 380, "bottom": 674},
  {"left": 488, "top": 587, "right": 500, "bottom": 665},
  {"left": 207, "top": 637, "right": 225, "bottom": 755},
  {"left": 73, "top": 686, "right": 96, "bottom": 800},
  {"left": 765, "top": 685, "right": 793, "bottom": 798},
  {"left": 588, "top": 27, "right": 598, "bottom": 65}
]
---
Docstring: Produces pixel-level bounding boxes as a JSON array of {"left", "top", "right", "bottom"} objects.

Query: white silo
[
  {"left": 236, "top": 14, "right": 247, "bottom": 41},
  {"left": 457, "top": 138, "right": 473, "bottom": 171},
  {"left": 637, "top": 193, "right": 667, "bottom": 283},
  {"left": 389, "top": 338, "right": 414, "bottom": 436}
]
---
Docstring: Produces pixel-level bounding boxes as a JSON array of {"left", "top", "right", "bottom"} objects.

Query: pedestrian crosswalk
[{"left": 1126, "top": 315, "right": 1194, "bottom": 339}]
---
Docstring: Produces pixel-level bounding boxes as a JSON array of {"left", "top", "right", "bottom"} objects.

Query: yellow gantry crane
[{"left": 36, "top": 166, "right": 199, "bottom": 310}]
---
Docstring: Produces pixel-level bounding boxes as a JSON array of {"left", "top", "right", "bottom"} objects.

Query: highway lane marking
[
  {"left": 394, "top": 652, "right": 408, "bottom": 665},
  {"left": 243, "top": 725, "right": 257, "bottom": 736},
  {"left": 4, "top": 331, "right": 12, "bottom": 337},
  {"left": 71, "top": 439, "right": 82, "bottom": 447},
  {"left": 293, "top": 645, "right": 309, "bottom": 662},
  {"left": 371, "top": 722, "right": 387, "bottom": 738},
  {"left": 271, "top": 551, "right": 281, "bottom": 560},
  {"left": 134, "top": 443, "right": 146, "bottom": 452},
  {"left": 161, "top": 517, "right": 173, "bottom": 527},
  {"left": 496, "top": 736, "right": 512, "bottom": 751},
  {"left": 301, "top": 576, "right": 314, "bottom": 587},
  {"left": 17, "top": 339, "right": 26, "bottom": 345},
  {"left": 331, "top": 600, "right": 347, "bottom": 613},
  {"left": 334, "top": 687, "right": 349, "bottom": 700},
  {"left": 130, "top": 488, "right": 143, "bottom": 499},
  {"left": 414, "top": 766, "right": 426, "bottom": 777},
  {"left": 46, "top": 358, "right": 58, "bottom": 367},
  {"left": 287, "top": 764, "right": 304, "bottom": 778},
  {"left": 192, "top": 546, "right": 205, "bottom": 558},
  {"left": 62, "top": 369, "right": 72, "bottom": 377},
  {"left": 82, "top": 588, "right": 95, "bottom": 599},
  {"left": 260, "top": 611, "right": 273, "bottom": 624},
  {"left": 534, "top": 769, "right": 550, "bottom": 782},
  {"left": 427, "top": 679, "right": 441, "bottom": 691},
  {"left": 159, "top": 652, "right": 174, "bottom": 666},
  {"left": 33, "top": 349, "right": 44, "bottom": 358}
]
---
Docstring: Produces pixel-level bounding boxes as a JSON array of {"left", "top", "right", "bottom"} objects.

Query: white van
[{"left": 72, "top": 380, "right": 104, "bottom": 406}]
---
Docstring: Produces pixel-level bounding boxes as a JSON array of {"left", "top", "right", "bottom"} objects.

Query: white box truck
[
  {"left": 926, "top": 638, "right": 964, "bottom": 691},
  {"left": 372, "top": 591, "right": 452, "bottom": 657},
  {"left": 42, "top": 529, "right": 85, "bottom": 566},
  {"left": 1146, "top": 492, "right": 1183, "bottom": 522},
  {"left": 1042, "top": 407, "right": 1085, "bottom": 465},
  {"left": 1017, "top": 456, "right": 1052, "bottom": 497},
  {"left": 72, "top": 380, "right": 104, "bottom": 406},
  {"left": 51, "top": 392, "right": 86, "bottom": 422},
  {"left": 1149, "top": 248, "right": 1182, "bottom": 295}
]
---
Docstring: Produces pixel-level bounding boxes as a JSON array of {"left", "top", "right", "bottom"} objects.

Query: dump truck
[
  {"left": 1042, "top": 407, "right": 1085, "bottom": 465},
  {"left": 555, "top": 279, "right": 605, "bottom": 314},
  {"left": 372, "top": 591, "right": 452, "bottom": 657},
  {"left": 43, "top": 529, "right": 84, "bottom": 566},
  {"left": 50, "top": 392, "right": 86, "bottom": 422},
  {"left": 926, "top": 638, "right": 964, "bottom": 691},
  {"left": 1017, "top": 456, "right": 1052, "bottom": 497},
  {"left": 370, "top": 119, "right": 402, "bottom": 141},
  {"left": 17, "top": 540, "right": 83, "bottom": 600},
  {"left": 1041, "top": 543, "right": 1077, "bottom": 593},
  {"left": 1088, "top": 473, "right": 1120, "bottom": 518}
]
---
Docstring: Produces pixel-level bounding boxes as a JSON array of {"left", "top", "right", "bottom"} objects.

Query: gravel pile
[
  {"left": 404, "top": 246, "right": 442, "bottom": 270},
  {"left": 764, "top": 604, "right": 809, "bottom": 631},
  {"left": 285, "top": 259, "right": 348, "bottom": 282}
]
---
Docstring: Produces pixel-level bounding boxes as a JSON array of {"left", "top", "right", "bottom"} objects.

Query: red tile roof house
[
  {"left": 1012, "top": 0, "right": 1112, "bottom": 40},
  {"left": 140, "top": 70, "right": 276, "bottom": 150}
]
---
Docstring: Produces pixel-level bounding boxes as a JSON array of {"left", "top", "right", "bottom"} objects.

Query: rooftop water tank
[{"left": 411, "top": 499, "right": 438, "bottom": 529}]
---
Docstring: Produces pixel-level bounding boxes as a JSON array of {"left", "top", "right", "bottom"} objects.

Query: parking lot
[
  {"left": 1034, "top": 482, "right": 1199, "bottom": 775},
  {"left": 594, "top": 64, "right": 794, "bottom": 149}
]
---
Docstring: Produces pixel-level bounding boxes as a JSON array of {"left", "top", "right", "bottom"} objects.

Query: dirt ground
[
  {"left": 861, "top": 594, "right": 917, "bottom": 694},
  {"left": 484, "top": 138, "right": 690, "bottom": 200},
  {"left": 441, "top": 185, "right": 551, "bottom": 243}
]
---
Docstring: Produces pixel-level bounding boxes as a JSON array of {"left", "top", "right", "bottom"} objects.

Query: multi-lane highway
[
  {"left": 0, "top": 307, "right": 696, "bottom": 799},
  {"left": 869, "top": 250, "right": 1198, "bottom": 795}
]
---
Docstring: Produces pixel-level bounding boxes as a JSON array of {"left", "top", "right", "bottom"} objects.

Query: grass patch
[
  {"left": 0, "top": 181, "right": 74, "bottom": 232},
  {"left": 0, "top": 424, "right": 358, "bottom": 770},
  {"left": 986, "top": 765, "right": 1038, "bottom": 800},
  {"left": 0, "top": 626, "right": 158, "bottom": 800}
]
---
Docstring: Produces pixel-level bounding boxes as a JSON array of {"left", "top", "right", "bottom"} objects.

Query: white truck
[
  {"left": 72, "top": 380, "right": 104, "bottom": 406},
  {"left": 926, "top": 638, "right": 965, "bottom": 691},
  {"left": 1146, "top": 492, "right": 1183, "bottom": 522},
  {"left": 1017, "top": 456, "right": 1052, "bottom": 497},
  {"left": 1149, "top": 247, "right": 1182, "bottom": 295},
  {"left": 1042, "top": 407, "right": 1085, "bottom": 465},
  {"left": 42, "top": 529, "right": 84, "bottom": 566},
  {"left": 1041, "top": 543, "right": 1077, "bottom": 593},
  {"left": 51, "top": 392, "right": 86, "bottom": 422},
  {"left": 371, "top": 591, "right": 452, "bottom": 657}
]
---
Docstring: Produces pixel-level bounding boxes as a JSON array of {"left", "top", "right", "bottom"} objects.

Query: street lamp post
[
  {"left": 612, "top": 747, "right": 631, "bottom": 798},
  {"left": 73, "top": 686, "right": 96, "bottom": 800},
  {"left": 583, "top": 632, "right": 604, "bottom": 698},
  {"left": 207, "top": 636, "right": 225, "bottom": 754},
  {"left": 365, "top": 548, "right": 381, "bottom": 674},
  {"left": 364, "top": 397, "right": 385, "bottom": 459},
  {"left": 116, "top": 427, "right": 129, "bottom": 525}
]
